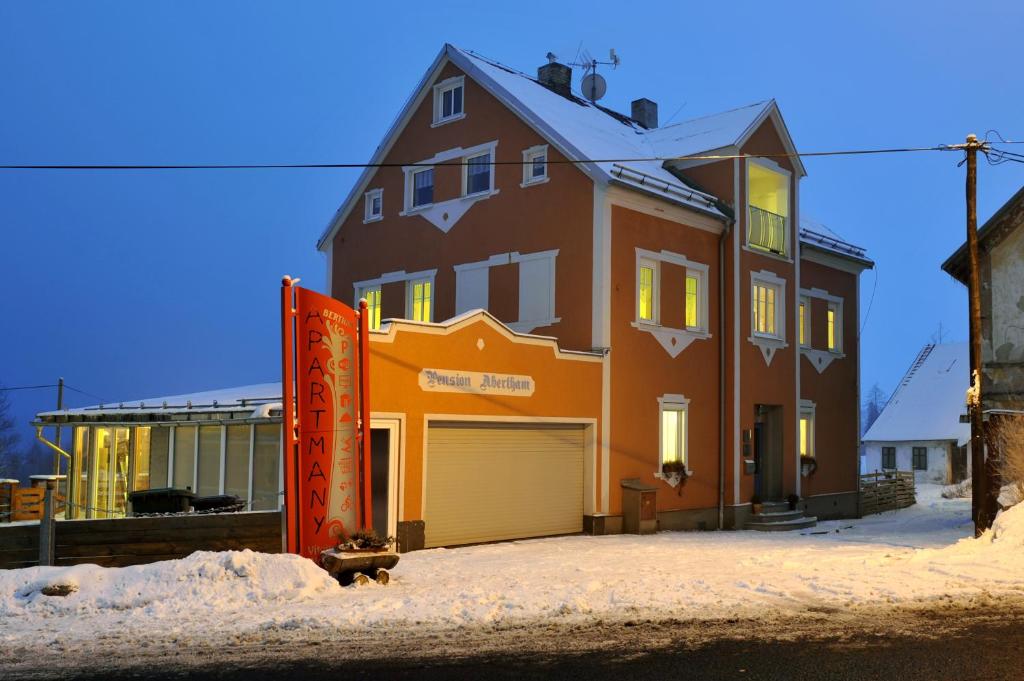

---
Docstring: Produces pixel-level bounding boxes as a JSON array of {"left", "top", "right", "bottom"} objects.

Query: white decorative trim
[
  {"left": 633, "top": 322, "right": 710, "bottom": 358},
  {"left": 431, "top": 75, "right": 465, "bottom": 126},
  {"left": 363, "top": 188, "right": 383, "bottom": 224},
  {"left": 748, "top": 335, "right": 789, "bottom": 366},
  {"left": 633, "top": 248, "right": 712, "bottom": 357},
  {"left": 521, "top": 144, "right": 549, "bottom": 187},
  {"left": 801, "top": 347, "right": 844, "bottom": 373},
  {"left": 353, "top": 268, "right": 437, "bottom": 292}
]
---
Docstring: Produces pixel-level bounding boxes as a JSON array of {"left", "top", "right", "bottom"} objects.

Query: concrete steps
[{"left": 744, "top": 503, "right": 818, "bottom": 531}]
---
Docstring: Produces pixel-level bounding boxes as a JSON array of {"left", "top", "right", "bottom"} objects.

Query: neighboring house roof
[
  {"left": 317, "top": 44, "right": 807, "bottom": 251},
  {"left": 35, "top": 383, "right": 281, "bottom": 422},
  {"left": 862, "top": 343, "right": 970, "bottom": 445},
  {"left": 942, "top": 184, "right": 1024, "bottom": 284}
]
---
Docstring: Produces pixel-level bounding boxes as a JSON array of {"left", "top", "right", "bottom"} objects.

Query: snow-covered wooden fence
[
  {"left": 859, "top": 471, "right": 916, "bottom": 516},
  {"left": 0, "top": 511, "right": 282, "bottom": 570}
]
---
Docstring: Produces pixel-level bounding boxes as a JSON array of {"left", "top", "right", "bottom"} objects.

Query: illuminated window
[
  {"left": 659, "top": 399, "right": 689, "bottom": 466},
  {"left": 800, "top": 405, "right": 815, "bottom": 458},
  {"left": 827, "top": 302, "right": 841, "bottom": 352},
  {"left": 752, "top": 282, "right": 778, "bottom": 336},
  {"left": 638, "top": 258, "right": 658, "bottom": 323},
  {"left": 799, "top": 297, "right": 810, "bottom": 347},
  {"left": 358, "top": 286, "right": 382, "bottom": 330},
  {"left": 685, "top": 274, "right": 699, "bottom": 329},
  {"left": 433, "top": 76, "right": 465, "bottom": 125},
  {"left": 747, "top": 161, "right": 790, "bottom": 256},
  {"left": 408, "top": 278, "right": 433, "bottom": 322}
]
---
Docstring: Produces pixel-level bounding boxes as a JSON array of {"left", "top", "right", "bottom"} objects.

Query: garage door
[{"left": 424, "top": 423, "right": 585, "bottom": 548}]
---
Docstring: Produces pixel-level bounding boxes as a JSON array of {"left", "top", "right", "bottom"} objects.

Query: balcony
[{"left": 748, "top": 205, "right": 787, "bottom": 256}]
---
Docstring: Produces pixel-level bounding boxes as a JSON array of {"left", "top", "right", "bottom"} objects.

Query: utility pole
[
  {"left": 53, "top": 377, "right": 64, "bottom": 475},
  {"left": 957, "top": 134, "right": 999, "bottom": 535}
]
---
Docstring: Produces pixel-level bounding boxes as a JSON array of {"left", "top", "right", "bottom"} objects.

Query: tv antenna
[{"left": 569, "top": 48, "right": 620, "bottom": 102}]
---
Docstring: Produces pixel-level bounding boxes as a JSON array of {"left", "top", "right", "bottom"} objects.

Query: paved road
[{"left": 15, "top": 603, "right": 1024, "bottom": 681}]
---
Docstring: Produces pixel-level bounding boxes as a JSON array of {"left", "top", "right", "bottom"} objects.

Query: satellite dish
[{"left": 581, "top": 73, "right": 607, "bottom": 102}]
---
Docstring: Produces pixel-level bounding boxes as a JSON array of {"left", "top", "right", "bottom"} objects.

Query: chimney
[
  {"left": 631, "top": 98, "right": 658, "bottom": 129},
  {"left": 538, "top": 61, "right": 572, "bottom": 98}
]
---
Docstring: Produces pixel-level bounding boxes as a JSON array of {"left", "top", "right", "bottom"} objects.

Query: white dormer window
[
  {"left": 363, "top": 188, "right": 383, "bottom": 223},
  {"left": 432, "top": 76, "right": 465, "bottom": 126},
  {"left": 521, "top": 145, "right": 549, "bottom": 186}
]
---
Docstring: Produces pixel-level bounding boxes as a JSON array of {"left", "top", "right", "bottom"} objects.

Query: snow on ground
[{"left": 1, "top": 485, "right": 1021, "bottom": 656}]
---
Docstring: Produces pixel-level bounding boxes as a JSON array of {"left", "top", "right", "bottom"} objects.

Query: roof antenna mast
[{"left": 569, "top": 48, "right": 620, "bottom": 102}]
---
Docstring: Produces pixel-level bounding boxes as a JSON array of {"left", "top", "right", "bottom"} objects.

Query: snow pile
[
  {"left": 2, "top": 493, "right": 1024, "bottom": 661},
  {"left": 0, "top": 549, "right": 340, "bottom": 620}
]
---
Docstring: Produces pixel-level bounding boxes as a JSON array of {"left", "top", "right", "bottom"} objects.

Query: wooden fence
[
  {"left": 860, "top": 470, "right": 916, "bottom": 516},
  {"left": 0, "top": 511, "right": 282, "bottom": 570}
]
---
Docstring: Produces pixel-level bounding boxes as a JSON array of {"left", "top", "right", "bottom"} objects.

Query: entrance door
[
  {"left": 755, "top": 405, "right": 784, "bottom": 500},
  {"left": 368, "top": 421, "right": 399, "bottom": 539}
]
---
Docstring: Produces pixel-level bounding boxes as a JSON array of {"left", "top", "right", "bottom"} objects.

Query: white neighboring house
[{"left": 862, "top": 343, "right": 971, "bottom": 485}]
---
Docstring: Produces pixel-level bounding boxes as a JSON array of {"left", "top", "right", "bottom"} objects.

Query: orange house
[{"left": 322, "top": 45, "right": 873, "bottom": 546}]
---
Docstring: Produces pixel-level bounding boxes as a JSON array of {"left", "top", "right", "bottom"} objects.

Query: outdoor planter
[
  {"left": 787, "top": 494, "right": 800, "bottom": 511},
  {"left": 320, "top": 530, "right": 399, "bottom": 586},
  {"left": 656, "top": 461, "right": 691, "bottom": 489},
  {"left": 750, "top": 494, "right": 764, "bottom": 515}
]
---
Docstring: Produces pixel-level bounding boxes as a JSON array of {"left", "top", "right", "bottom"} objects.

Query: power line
[
  {"left": 0, "top": 384, "right": 58, "bottom": 392},
  {"left": 62, "top": 384, "right": 108, "bottom": 403},
  {"left": 0, "top": 145, "right": 958, "bottom": 171}
]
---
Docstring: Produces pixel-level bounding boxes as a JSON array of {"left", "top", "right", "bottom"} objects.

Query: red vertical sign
[{"left": 282, "top": 279, "right": 371, "bottom": 563}]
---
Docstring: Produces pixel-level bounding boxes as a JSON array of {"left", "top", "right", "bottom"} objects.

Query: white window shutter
[
  {"left": 455, "top": 266, "right": 489, "bottom": 315},
  {"left": 518, "top": 255, "right": 554, "bottom": 323}
]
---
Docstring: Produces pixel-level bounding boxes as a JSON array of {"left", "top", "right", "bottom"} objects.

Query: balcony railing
[{"left": 748, "top": 205, "right": 787, "bottom": 255}]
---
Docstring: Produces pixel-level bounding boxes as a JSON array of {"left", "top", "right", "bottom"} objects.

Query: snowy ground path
[{"left": 2, "top": 485, "right": 1024, "bottom": 678}]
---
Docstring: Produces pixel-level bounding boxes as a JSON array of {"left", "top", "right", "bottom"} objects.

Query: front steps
[{"left": 744, "top": 502, "right": 818, "bottom": 531}]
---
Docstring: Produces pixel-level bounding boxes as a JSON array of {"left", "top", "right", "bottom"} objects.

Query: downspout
[
  {"left": 35, "top": 427, "right": 72, "bottom": 461},
  {"left": 718, "top": 218, "right": 733, "bottom": 530}
]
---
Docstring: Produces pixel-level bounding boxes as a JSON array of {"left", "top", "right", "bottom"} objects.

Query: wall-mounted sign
[{"left": 418, "top": 368, "right": 535, "bottom": 397}]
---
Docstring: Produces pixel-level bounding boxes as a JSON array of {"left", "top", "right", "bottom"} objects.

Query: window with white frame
[
  {"left": 752, "top": 280, "right": 781, "bottom": 337},
  {"left": 464, "top": 152, "right": 492, "bottom": 196},
  {"left": 522, "top": 145, "right": 548, "bottom": 186},
  {"left": 747, "top": 160, "right": 791, "bottom": 256},
  {"left": 357, "top": 285, "right": 382, "bottom": 330},
  {"left": 827, "top": 301, "right": 841, "bottom": 352},
  {"left": 799, "top": 296, "right": 810, "bottom": 347},
  {"left": 407, "top": 277, "right": 433, "bottom": 322},
  {"left": 800, "top": 403, "right": 815, "bottom": 458},
  {"left": 659, "top": 396, "right": 689, "bottom": 466},
  {"left": 637, "top": 258, "right": 659, "bottom": 324},
  {"left": 410, "top": 167, "right": 433, "bottom": 208},
  {"left": 685, "top": 271, "right": 705, "bottom": 331},
  {"left": 432, "top": 76, "right": 464, "bottom": 125},
  {"left": 364, "top": 188, "right": 383, "bottom": 223}
]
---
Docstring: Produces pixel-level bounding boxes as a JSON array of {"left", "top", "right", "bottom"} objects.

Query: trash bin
[
  {"left": 128, "top": 488, "right": 195, "bottom": 515},
  {"left": 192, "top": 494, "right": 244, "bottom": 513}
]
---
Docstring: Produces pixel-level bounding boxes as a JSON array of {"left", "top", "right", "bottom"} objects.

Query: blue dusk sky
[{"left": 1, "top": 1, "right": 1023, "bottom": 447}]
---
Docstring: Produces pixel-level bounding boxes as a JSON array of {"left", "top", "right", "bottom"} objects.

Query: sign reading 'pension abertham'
[{"left": 418, "top": 368, "right": 535, "bottom": 397}]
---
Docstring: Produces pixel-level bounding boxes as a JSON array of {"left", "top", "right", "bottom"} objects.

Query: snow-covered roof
[
  {"left": 862, "top": 343, "right": 970, "bottom": 445},
  {"left": 799, "top": 219, "right": 873, "bottom": 268},
  {"left": 36, "top": 383, "right": 282, "bottom": 422},
  {"left": 318, "top": 44, "right": 809, "bottom": 251}
]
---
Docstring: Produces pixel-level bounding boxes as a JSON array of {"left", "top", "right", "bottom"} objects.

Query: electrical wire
[
  {"left": 0, "top": 384, "right": 58, "bottom": 392},
  {"left": 0, "top": 145, "right": 957, "bottom": 171},
  {"left": 62, "top": 385, "right": 108, "bottom": 403}
]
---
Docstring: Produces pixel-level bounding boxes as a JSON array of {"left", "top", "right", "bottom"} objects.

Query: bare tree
[
  {"left": 862, "top": 382, "right": 888, "bottom": 434},
  {"left": 0, "top": 386, "right": 20, "bottom": 480}
]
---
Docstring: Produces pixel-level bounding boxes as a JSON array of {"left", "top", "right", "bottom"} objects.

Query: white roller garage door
[{"left": 424, "top": 423, "right": 585, "bottom": 548}]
